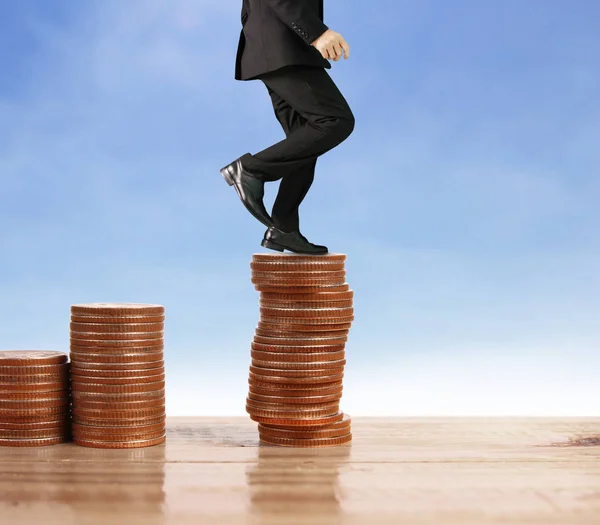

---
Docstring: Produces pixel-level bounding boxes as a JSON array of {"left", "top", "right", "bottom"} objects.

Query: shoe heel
[
  {"left": 220, "top": 166, "right": 234, "bottom": 186},
  {"left": 261, "top": 239, "right": 285, "bottom": 252}
]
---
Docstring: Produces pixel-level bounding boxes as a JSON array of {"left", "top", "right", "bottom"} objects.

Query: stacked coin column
[
  {"left": 0, "top": 351, "right": 70, "bottom": 447},
  {"left": 69, "top": 303, "right": 166, "bottom": 449},
  {"left": 247, "top": 253, "right": 353, "bottom": 447}
]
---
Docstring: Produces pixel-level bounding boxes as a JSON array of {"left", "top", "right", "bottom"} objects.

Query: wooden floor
[{"left": 0, "top": 417, "right": 599, "bottom": 525}]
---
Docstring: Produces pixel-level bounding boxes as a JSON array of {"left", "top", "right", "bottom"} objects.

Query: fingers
[
  {"left": 318, "top": 34, "right": 350, "bottom": 62},
  {"left": 340, "top": 39, "right": 350, "bottom": 59},
  {"left": 332, "top": 42, "right": 343, "bottom": 61}
]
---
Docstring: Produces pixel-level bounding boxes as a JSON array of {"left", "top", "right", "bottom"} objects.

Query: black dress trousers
[
  {"left": 234, "top": 0, "right": 354, "bottom": 232},
  {"left": 242, "top": 65, "right": 355, "bottom": 232}
]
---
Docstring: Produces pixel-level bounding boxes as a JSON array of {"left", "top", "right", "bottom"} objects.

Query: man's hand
[{"left": 310, "top": 29, "right": 350, "bottom": 62}]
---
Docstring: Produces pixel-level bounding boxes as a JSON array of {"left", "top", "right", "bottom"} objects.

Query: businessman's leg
[
  {"left": 263, "top": 83, "right": 318, "bottom": 233},
  {"left": 244, "top": 65, "right": 354, "bottom": 182}
]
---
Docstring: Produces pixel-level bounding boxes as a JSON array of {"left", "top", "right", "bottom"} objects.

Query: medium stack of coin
[
  {"left": 248, "top": 253, "right": 353, "bottom": 447},
  {"left": 0, "top": 351, "right": 70, "bottom": 447},
  {"left": 69, "top": 303, "right": 166, "bottom": 449}
]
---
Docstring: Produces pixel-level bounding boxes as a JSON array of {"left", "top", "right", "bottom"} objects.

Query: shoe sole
[
  {"left": 261, "top": 239, "right": 285, "bottom": 252},
  {"left": 261, "top": 238, "right": 328, "bottom": 255},
  {"left": 221, "top": 165, "right": 273, "bottom": 228}
]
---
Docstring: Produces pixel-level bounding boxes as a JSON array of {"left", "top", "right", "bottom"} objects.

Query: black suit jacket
[{"left": 235, "top": 0, "right": 331, "bottom": 81}]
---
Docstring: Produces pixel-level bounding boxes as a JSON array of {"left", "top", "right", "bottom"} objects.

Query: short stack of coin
[
  {"left": 247, "top": 253, "right": 353, "bottom": 447},
  {"left": 0, "top": 351, "right": 70, "bottom": 447},
  {"left": 69, "top": 303, "right": 166, "bottom": 449}
]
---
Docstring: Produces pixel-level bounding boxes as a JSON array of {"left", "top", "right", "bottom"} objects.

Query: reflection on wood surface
[{"left": 0, "top": 417, "right": 598, "bottom": 524}]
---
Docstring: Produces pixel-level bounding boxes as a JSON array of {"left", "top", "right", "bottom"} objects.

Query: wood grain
[{"left": 0, "top": 417, "right": 598, "bottom": 524}]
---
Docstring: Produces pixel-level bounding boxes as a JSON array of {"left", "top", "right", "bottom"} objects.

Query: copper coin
[
  {"left": 253, "top": 278, "right": 347, "bottom": 288},
  {"left": 255, "top": 283, "right": 349, "bottom": 294},
  {"left": 70, "top": 331, "right": 163, "bottom": 341},
  {"left": 0, "top": 419, "right": 69, "bottom": 430},
  {"left": 251, "top": 359, "right": 346, "bottom": 371},
  {"left": 254, "top": 327, "right": 349, "bottom": 337},
  {"left": 73, "top": 421, "right": 164, "bottom": 434},
  {"left": 72, "top": 398, "right": 165, "bottom": 410},
  {"left": 259, "top": 433, "right": 352, "bottom": 447},
  {"left": 70, "top": 322, "right": 164, "bottom": 333},
  {"left": 69, "top": 344, "right": 163, "bottom": 354},
  {"left": 70, "top": 314, "right": 165, "bottom": 324},
  {"left": 252, "top": 253, "right": 346, "bottom": 262},
  {"left": 0, "top": 413, "right": 70, "bottom": 424},
  {"left": 0, "top": 403, "right": 70, "bottom": 415},
  {"left": 257, "top": 320, "right": 353, "bottom": 331},
  {"left": 253, "top": 335, "right": 348, "bottom": 346},
  {"left": 72, "top": 418, "right": 165, "bottom": 430},
  {"left": 72, "top": 415, "right": 165, "bottom": 427},
  {"left": 0, "top": 371, "right": 69, "bottom": 384},
  {"left": 69, "top": 352, "right": 163, "bottom": 364},
  {"left": 66, "top": 366, "right": 164, "bottom": 378},
  {"left": 69, "top": 360, "right": 164, "bottom": 372},
  {"left": 259, "top": 316, "right": 354, "bottom": 326},
  {"left": 248, "top": 392, "right": 342, "bottom": 405},
  {"left": 253, "top": 270, "right": 346, "bottom": 280},
  {"left": 71, "top": 406, "right": 164, "bottom": 418},
  {"left": 0, "top": 436, "right": 69, "bottom": 447},
  {"left": 246, "top": 398, "right": 339, "bottom": 412},
  {"left": 71, "top": 388, "right": 164, "bottom": 400},
  {"left": 73, "top": 429, "right": 165, "bottom": 442},
  {"left": 70, "top": 372, "right": 165, "bottom": 385},
  {"left": 248, "top": 382, "right": 343, "bottom": 397},
  {"left": 71, "top": 404, "right": 165, "bottom": 418},
  {"left": 73, "top": 432, "right": 165, "bottom": 444},
  {"left": 250, "top": 411, "right": 344, "bottom": 427},
  {"left": 249, "top": 364, "right": 345, "bottom": 377},
  {"left": 252, "top": 269, "right": 346, "bottom": 277},
  {"left": 251, "top": 342, "right": 345, "bottom": 353},
  {"left": 251, "top": 261, "right": 346, "bottom": 272},
  {"left": 71, "top": 380, "right": 165, "bottom": 394},
  {"left": 0, "top": 363, "right": 69, "bottom": 374},
  {"left": 0, "top": 412, "right": 70, "bottom": 424},
  {"left": 258, "top": 424, "right": 350, "bottom": 439},
  {"left": 260, "top": 299, "right": 353, "bottom": 310},
  {"left": 246, "top": 404, "right": 339, "bottom": 419},
  {"left": 248, "top": 377, "right": 343, "bottom": 389},
  {"left": 0, "top": 389, "right": 69, "bottom": 401},
  {"left": 248, "top": 375, "right": 345, "bottom": 388},
  {"left": 0, "top": 374, "right": 68, "bottom": 386},
  {"left": 73, "top": 434, "right": 165, "bottom": 449},
  {"left": 259, "top": 290, "right": 353, "bottom": 302},
  {"left": 0, "top": 397, "right": 70, "bottom": 409},
  {"left": 250, "top": 349, "right": 345, "bottom": 362},
  {"left": 267, "top": 412, "right": 352, "bottom": 431},
  {"left": 69, "top": 338, "right": 163, "bottom": 348},
  {"left": 260, "top": 413, "right": 351, "bottom": 431},
  {"left": 259, "top": 306, "right": 354, "bottom": 318},
  {"left": 0, "top": 427, "right": 69, "bottom": 439},
  {"left": 71, "top": 303, "right": 165, "bottom": 316},
  {"left": 248, "top": 372, "right": 344, "bottom": 385},
  {"left": 72, "top": 421, "right": 165, "bottom": 435},
  {"left": 0, "top": 351, "right": 68, "bottom": 366},
  {"left": 0, "top": 382, "right": 69, "bottom": 393}
]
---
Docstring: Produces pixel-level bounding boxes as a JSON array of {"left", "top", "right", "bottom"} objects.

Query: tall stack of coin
[
  {"left": 247, "top": 253, "right": 353, "bottom": 447},
  {"left": 69, "top": 303, "right": 166, "bottom": 449},
  {"left": 0, "top": 351, "right": 70, "bottom": 447}
]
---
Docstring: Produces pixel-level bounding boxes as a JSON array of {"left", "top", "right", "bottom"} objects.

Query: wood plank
[{"left": 0, "top": 417, "right": 598, "bottom": 524}]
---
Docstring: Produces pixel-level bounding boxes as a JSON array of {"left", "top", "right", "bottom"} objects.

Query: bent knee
[{"left": 332, "top": 111, "right": 355, "bottom": 142}]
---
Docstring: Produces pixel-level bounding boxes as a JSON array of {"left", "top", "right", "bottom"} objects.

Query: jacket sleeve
[{"left": 263, "top": 0, "right": 329, "bottom": 45}]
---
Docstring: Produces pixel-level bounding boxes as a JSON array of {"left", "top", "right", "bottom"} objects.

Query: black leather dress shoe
[
  {"left": 261, "top": 227, "right": 328, "bottom": 254},
  {"left": 220, "top": 155, "right": 274, "bottom": 228}
]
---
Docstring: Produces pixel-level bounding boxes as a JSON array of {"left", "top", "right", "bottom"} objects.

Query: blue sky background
[{"left": 1, "top": 0, "right": 599, "bottom": 415}]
